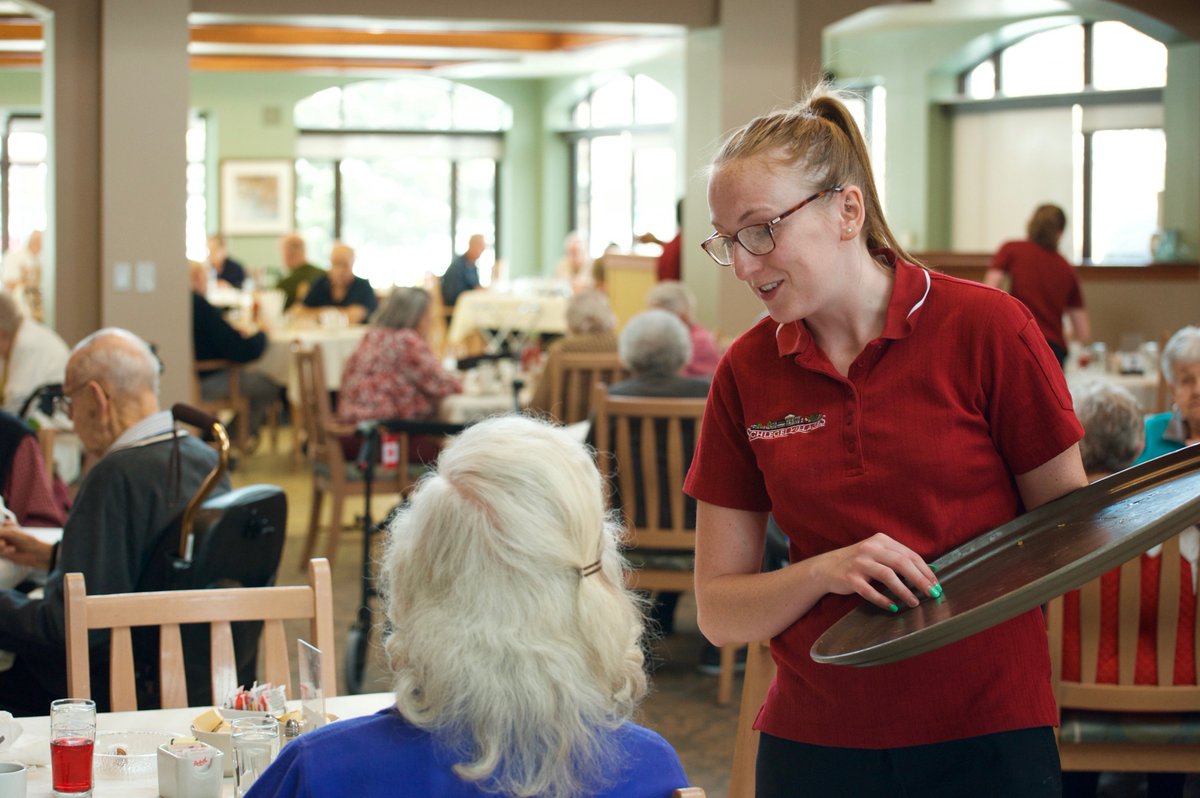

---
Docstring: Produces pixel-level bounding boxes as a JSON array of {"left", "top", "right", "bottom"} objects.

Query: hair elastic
[{"left": 579, "top": 560, "right": 603, "bottom": 578}]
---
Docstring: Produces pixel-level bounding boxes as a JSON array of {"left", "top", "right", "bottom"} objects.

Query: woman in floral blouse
[{"left": 337, "top": 287, "right": 462, "bottom": 461}]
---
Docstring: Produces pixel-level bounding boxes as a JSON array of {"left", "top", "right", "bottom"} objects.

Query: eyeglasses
[
  {"left": 700, "top": 186, "right": 843, "bottom": 267},
  {"left": 53, "top": 380, "right": 104, "bottom": 418}
]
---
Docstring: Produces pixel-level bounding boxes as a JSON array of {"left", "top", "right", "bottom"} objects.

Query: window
[
  {"left": 841, "top": 86, "right": 887, "bottom": 213},
  {"left": 566, "top": 75, "right": 677, "bottom": 258},
  {"left": 294, "top": 78, "right": 509, "bottom": 288},
  {"left": 0, "top": 115, "right": 46, "bottom": 254},
  {"left": 952, "top": 21, "right": 1166, "bottom": 263},
  {"left": 962, "top": 21, "right": 1164, "bottom": 99}
]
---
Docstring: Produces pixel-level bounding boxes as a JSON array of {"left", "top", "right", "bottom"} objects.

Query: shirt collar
[
  {"left": 775, "top": 250, "right": 930, "bottom": 358},
  {"left": 1164, "top": 410, "right": 1189, "bottom": 445},
  {"left": 108, "top": 409, "right": 176, "bottom": 454}
]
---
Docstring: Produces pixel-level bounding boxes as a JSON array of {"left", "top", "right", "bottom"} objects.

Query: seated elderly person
[
  {"left": 599, "top": 310, "right": 708, "bottom": 640},
  {"left": 645, "top": 281, "right": 720, "bottom": 378},
  {"left": 1062, "top": 377, "right": 1197, "bottom": 798},
  {"left": 0, "top": 410, "right": 67, "bottom": 592},
  {"left": 1135, "top": 325, "right": 1200, "bottom": 464},
  {"left": 295, "top": 243, "right": 378, "bottom": 325},
  {"left": 275, "top": 233, "right": 324, "bottom": 310},
  {"left": 0, "top": 292, "right": 69, "bottom": 417},
  {"left": 337, "top": 287, "right": 462, "bottom": 463},
  {"left": 247, "top": 416, "right": 689, "bottom": 797},
  {"left": 190, "top": 261, "right": 282, "bottom": 446},
  {"left": 529, "top": 289, "right": 617, "bottom": 415},
  {"left": 0, "top": 328, "right": 228, "bottom": 714}
]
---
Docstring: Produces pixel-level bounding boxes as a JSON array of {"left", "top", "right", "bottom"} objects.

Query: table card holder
[{"left": 297, "top": 639, "right": 325, "bottom": 732}]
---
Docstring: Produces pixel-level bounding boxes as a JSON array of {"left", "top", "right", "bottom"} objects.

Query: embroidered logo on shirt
[{"left": 746, "top": 413, "right": 826, "bottom": 441}]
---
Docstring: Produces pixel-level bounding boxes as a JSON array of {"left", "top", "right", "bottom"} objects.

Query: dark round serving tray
[{"left": 810, "top": 444, "right": 1200, "bottom": 667}]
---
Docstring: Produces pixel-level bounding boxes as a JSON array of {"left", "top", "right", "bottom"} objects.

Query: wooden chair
[
  {"left": 592, "top": 384, "right": 740, "bottom": 705},
  {"left": 36, "top": 425, "right": 55, "bottom": 482},
  {"left": 293, "top": 343, "right": 407, "bottom": 568},
  {"left": 547, "top": 351, "right": 627, "bottom": 425},
  {"left": 1047, "top": 532, "right": 1200, "bottom": 777},
  {"left": 728, "top": 639, "right": 775, "bottom": 798},
  {"left": 65, "top": 558, "right": 337, "bottom": 712},
  {"left": 672, "top": 789, "right": 707, "bottom": 797},
  {"left": 192, "top": 358, "right": 251, "bottom": 454}
]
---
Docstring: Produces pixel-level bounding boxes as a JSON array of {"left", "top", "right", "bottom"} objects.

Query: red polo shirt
[
  {"left": 991, "top": 239, "right": 1084, "bottom": 351},
  {"left": 684, "top": 255, "right": 1084, "bottom": 748}
]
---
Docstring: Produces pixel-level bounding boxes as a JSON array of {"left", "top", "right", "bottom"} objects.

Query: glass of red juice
[{"left": 50, "top": 698, "right": 95, "bottom": 796}]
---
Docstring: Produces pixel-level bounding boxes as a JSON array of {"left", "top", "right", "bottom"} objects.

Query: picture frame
[{"left": 219, "top": 159, "right": 294, "bottom": 235}]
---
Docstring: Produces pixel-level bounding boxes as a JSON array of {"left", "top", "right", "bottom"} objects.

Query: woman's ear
[{"left": 837, "top": 185, "right": 866, "bottom": 241}]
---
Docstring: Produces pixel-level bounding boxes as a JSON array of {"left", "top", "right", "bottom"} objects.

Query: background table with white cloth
[
  {"left": 445, "top": 291, "right": 567, "bottom": 353},
  {"left": 258, "top": 325, "right": 367, "bottom": 403}
]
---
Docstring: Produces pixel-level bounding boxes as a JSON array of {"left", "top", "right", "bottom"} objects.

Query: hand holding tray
[{"left": 811, "top": 444, "right": 1200, "bottom": 667}]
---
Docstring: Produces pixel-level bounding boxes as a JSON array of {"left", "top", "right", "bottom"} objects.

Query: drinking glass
[
  {"left": 231, "top": 716, "right": 279, "bottom": 797},
  {"left": 50, "top": 698, "right": 95, "bottom": 796}
]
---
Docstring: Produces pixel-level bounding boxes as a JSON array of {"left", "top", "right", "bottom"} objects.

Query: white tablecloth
[
  {"left": 1066, "top": 365, "right": 1161, "bottom": 414},
  {"left": 14, "top": 692, "right": 394, "bottom": 796},
  {"left": 259, "top": 326, "right": 368, "bottom": 402},
  {"left": 446, "top": 292, "right": 567, "bottom": 347}
]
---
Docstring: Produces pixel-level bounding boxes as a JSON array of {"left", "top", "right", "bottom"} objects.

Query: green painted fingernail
[
  {"left": 888, "top": 603, "right": 899, "bottom": 613},
  {"left": 929, "top": 564, "right": 938, "bottom": 573},
  {"left": 930, "top": 584, "right": 943, "bottom": 599}
]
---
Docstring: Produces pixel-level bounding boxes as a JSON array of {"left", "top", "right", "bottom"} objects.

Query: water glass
[
  {"left": 50, "top": 698, "right": 95, "bottom": 796},
  {"left": 231, "top": 717, "right": 279, "bottom": 796}
]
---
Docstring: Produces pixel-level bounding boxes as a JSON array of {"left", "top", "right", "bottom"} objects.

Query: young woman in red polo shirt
[{"left": 683, "top": 86, "right": 1089, "bottom": 796}]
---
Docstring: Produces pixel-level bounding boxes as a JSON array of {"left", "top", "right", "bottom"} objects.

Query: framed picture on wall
[{"left": 219, "top": 159, "right": 294, "bottom": 235}]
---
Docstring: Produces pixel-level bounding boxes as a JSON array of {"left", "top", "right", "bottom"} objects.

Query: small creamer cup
[{"left": 0, "top": 762, "right": 25, "bottom": 798}]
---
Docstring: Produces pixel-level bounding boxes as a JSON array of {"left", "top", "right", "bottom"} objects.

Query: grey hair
[
  {"left": 645, "top": 280, "right": 695, "bottom": 319},
  {"left": 372, "top": 287, "right": 430, "bottom": 330},
  {"left": 1162, "top": 326, "right": 1200, "bottom": 386},
  {"left": 619, "top": 309, "right": 692, "bottom": 377},
  {"left": 381, "top": 415, "right": 647, "bottom": 798},
  {"left": 1072, "top": 377, "right": 1145, "bottom": 475},
  {"left": 70, "top": 327, "right": 160, "bottom": 400},
  {"left": 0, "top": 292, "right": 22, "bottom": 334},
  {"left": 566, "top": 289, "right": 615, "bottom": 336}
]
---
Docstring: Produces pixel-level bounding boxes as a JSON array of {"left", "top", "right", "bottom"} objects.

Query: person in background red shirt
[
  {"left": 985, "top": 204, "right": 1092, "bottom": 367},
  {"left": 637, "top": 200, "right": 683, "bottom": 282}
]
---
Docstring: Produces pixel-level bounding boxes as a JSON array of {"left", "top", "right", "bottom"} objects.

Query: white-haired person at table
[
  {"left": 246, "top": 415, "right": 690, "bottom": 798},
  {"left": 528, "top": 289, "right": 617, "bottom": 415},
  {"left": 1135, "top": 325, "right": 1200, "bottom": 464},
  {"left": 646, "top": 281, "right": 720, "bottom": 378}
]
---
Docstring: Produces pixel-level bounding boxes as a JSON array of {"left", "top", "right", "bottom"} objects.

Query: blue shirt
[
  {"left": 1134, "top": 411, "right": 1187, "bottom": 464},
  {"left": 302, "top": 275, "right": 378, "bottom": 321},
  {"left": 440, "top": 253, "right": 480, "bottom": 307},
  {"left": 246, "top": 708, "right": 689, "bottom": 798}
]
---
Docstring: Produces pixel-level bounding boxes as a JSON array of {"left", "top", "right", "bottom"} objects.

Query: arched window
[
  {"left": 566, "top": 74, "right": 676, "bottom": 258},
  {"left": 294, "top": 78, "right": 511, "bottom": 287},
  {"left": 952, "top": 21, "right": 1166, "bottom": 264}
]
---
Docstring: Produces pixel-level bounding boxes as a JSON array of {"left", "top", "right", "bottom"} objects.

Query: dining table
[
  {"left": 445, "top": 290, "right": 568, "bottom": 354},
  {"left": 10, "top": 692, "right": 394, "bottom": 796},
  {"left": 258, "top": 324, "right": 368, "bottom": 403}
]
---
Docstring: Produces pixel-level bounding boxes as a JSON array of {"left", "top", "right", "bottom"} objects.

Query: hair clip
[{"left": 579, "top": 560, "right": 602, "bottom": 578}]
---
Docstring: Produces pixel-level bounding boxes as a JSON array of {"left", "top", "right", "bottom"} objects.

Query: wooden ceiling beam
[
  {"left": 189, "top": 54, "right": 456, "bottom": 72},
  {"left": 192, "top": 24, "right": 618, "bottom": 51}
]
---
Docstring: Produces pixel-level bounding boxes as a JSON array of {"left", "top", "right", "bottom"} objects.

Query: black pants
[{"left": 756, "top": 727, "right": 1062, "bottom": 798}]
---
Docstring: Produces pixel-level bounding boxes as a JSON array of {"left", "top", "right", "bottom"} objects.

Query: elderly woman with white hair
[
  {"left": 646, "top": 281, "right": 720, "bottom": 378},
  {"left": 1135, "top": 325, "right": 1200, "bottom": 464},
  {"left": 246, "top": 416, "right": 690, "bottom": 798},
  {"left": 529, "top": 289, "right": 618, "bottom": 414}
]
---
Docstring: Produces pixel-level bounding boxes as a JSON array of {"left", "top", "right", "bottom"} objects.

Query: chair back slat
[
  {"left": 729, "top": 639, "right": 775, "bottom": 798},
  {"left": 64, "top": 559, "right": 337, "bottom": 712},
  {"left": 109, "top": 627, "right": 137, "bottom": 711},
  {"left": 1079, "top": 578, "right": 1101, "bottom": 684},
  {"left": 1116, "top": 559, "right": 1140, "bottom": 685},
  {"left": 159, "top": 624, "right": 187, "bottom": 708},
  {"left": 261, "top": 619, "right": 290, "bottom": 691},
  {"left": 1156, "top": 535, "right": 1182, "bottom": 686}
]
